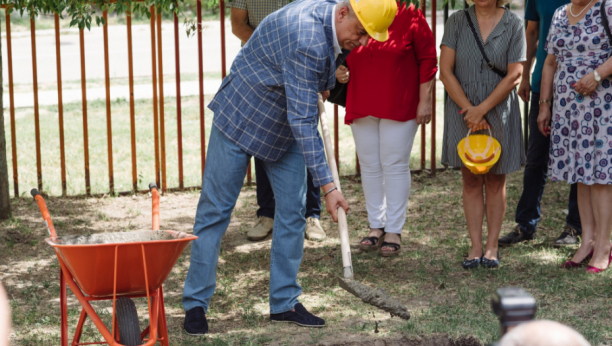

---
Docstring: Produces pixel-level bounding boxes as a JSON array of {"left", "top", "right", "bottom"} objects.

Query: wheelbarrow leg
[
  {"left": 113, "top": 316, "right": 120, "bottom": 343},
  {"left": 140, "top": 325, "right": 150, "bottom": 340},
  {"left": 158, "top": 286, "right": 169, "bottom": 346},
  {"left": 71, "top": 309, "right": 87, "bottom": 346},
  {"left": 60, "top": 269, "right": 68, "bottom": 346}
]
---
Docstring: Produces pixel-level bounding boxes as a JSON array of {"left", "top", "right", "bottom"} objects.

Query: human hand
[
  {"left": 518, "top": 78, "right": 531, "bottom": 102},
  {"left": 416, "top": 100, "right": 432, "bottom": 125},
  {"left": 321, "top": 90, "right": 330, "bottom": 101},
  {"left": 470, "top": 118, "right": 490, "bottom": 131},
  {"left": 537, "top": 106, "right": 552, "bottom": 136},
  {"left": 336, "top": 65, "right": 350, "bottom": 84},
  {"left": 325, "top": 189, "right": 349, "bottom": 222},
  {"left": 460, "top": 106, "right": 486, "bottom": 130},
  {"left": 574, "top": 72, "right": 598, "bottom": 96}
]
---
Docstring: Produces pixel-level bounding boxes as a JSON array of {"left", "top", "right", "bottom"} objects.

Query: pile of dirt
[{"left": 318, "top": 336, "right": 482, "bottom": 346}]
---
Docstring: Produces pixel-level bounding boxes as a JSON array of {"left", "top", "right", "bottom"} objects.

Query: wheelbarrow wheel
[{"left": 116, "top": 297, "right": 142, "bottom": 345}]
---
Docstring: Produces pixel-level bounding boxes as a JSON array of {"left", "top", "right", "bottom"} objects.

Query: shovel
[{"left": 316, "top": 95, "right": 410, "bottom": 320}]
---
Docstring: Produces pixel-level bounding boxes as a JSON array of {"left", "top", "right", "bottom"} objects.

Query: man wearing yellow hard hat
[{"left": 182, "top": 0, "right": 397, "bottom": 335}]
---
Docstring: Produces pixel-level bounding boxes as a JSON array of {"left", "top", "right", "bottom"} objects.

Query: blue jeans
[
  {"left": 255, "top": 158, "right": 321, "bottom": 219},
  {"left": 514, "top": 93, "right": 582, "bottom": 235},
  {"left": 183, "top": 126, "right": 306, "bottom": 314}
]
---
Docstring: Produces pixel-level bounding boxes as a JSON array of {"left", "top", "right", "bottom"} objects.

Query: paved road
[
  {"left": 7, "top": 79, "right": 223, "bottom": 108},
  {"left": 1, "top": 20, "right": 241, "bottom": 86}
]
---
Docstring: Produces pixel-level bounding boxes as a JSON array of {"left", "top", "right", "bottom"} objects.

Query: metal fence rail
[{"left": 2, "top": 0, "right": 528, "bottom": 197}]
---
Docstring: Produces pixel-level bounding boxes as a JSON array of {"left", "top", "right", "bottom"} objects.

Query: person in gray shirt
[{"left": 229, "top": 0, "right": 328, "bottom": 242}]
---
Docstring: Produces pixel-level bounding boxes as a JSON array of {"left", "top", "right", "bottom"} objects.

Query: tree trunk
[{"left": 0, "top": 14, "right": 11, "bottom": 220}]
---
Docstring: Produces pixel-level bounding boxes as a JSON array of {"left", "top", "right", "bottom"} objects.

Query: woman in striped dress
[{"left": 440, "top": 0, "right": 526, "bottom": 269}]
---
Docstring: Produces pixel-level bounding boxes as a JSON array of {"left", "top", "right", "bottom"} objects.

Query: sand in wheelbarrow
[{"left": 52, "top": 230, "right": 175, "bottom": 245}]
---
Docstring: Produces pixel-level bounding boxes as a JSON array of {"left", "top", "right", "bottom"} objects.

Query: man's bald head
[{"left": 499, "top": 320, "right": 590, "bottom": 346}]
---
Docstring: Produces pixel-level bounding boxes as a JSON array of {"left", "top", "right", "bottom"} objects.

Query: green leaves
[
  {"left": 0, "top": 0, "right": 196, "bottom": 35},
  {"left": 0, "top": 0, "right": 460, "bottom": 35}
]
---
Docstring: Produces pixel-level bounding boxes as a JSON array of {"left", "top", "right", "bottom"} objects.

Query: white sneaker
[
  {"left": 305, "top": 217, "right": 326, "bottom": 241},
  {"left": 247, "top": 216, "right": 274, "bottom": 241}
]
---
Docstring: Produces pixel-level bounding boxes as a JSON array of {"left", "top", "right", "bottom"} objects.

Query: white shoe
[
  {"left": 247, "top": 216, "right": 274, "bottom": 241},
  {"left": 305, "top": 217, "right": 326, "bottom": 241}
]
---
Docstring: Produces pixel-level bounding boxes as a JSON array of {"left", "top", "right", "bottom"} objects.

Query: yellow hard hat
[
  {"left": 457, "top": 129, "right": 501, "bottom": 175},
  {"left": 349, "top": 0, "right": 397, "bottom": 42}
]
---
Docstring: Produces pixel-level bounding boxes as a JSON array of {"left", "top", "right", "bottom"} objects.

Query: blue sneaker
[
  {"left": 184, "top": 307, "right": 208, "bottom": 335},
  {"left": 270, "top": 303, "right": 325, "bottom": 328}
]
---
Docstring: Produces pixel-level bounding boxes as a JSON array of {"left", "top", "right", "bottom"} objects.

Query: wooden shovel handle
[{"left": 317, "top": 95, "right": 354, "bottom": 279}]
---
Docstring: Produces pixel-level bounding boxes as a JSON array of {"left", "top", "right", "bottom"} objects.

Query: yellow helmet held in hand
[
  {"left": 457, "top": 129, "right": 501, "bottom": 175},
  {"left": 349, "top": 0, "right": 397, "bottom": 42}
]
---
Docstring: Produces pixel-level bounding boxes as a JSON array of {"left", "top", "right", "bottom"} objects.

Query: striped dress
[{"left": 441, "top": 6, "right": 527, "bottom": 175}]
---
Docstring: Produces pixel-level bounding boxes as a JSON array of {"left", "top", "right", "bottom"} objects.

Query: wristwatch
[
  {"left": 594, "top": 69, "right": 602, "bottom": 83},
  {"left": 539, "top": 99, "right": 551, "bottom": 106}
]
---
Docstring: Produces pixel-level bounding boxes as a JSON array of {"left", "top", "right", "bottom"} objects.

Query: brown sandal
[
  {"left": 359, "top": 228, "right": 385, "bottom": 251},
  {"left": 380, "top": 236, "right": 401, "bottom": 257}
]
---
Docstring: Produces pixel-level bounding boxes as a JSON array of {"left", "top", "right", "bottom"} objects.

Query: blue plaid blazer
[{"left": 209, "top": 0, "right": 340, "bottom": 187}]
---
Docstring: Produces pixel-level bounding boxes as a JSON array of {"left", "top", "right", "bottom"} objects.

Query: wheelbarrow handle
[
  {"left": 30, "top": 189, "right": 58, "bottom": 238},
  {"left": 149, "top": 182, "right": 160, "bottom": 231}
]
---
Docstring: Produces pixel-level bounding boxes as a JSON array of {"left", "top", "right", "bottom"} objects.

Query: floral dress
[{"left": 546, "top": 2, "right": 612, "bottom": 185}]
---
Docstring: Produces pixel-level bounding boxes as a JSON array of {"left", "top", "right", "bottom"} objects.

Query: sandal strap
[
  {"left": 360, "top": 236, "right": 381, "bottom": 246},
  {"left": 380, "top": 242, "right": 400, "bottom": 251},
  {"left": 360, "top": 230, "right": 386, "bottom": 246}
]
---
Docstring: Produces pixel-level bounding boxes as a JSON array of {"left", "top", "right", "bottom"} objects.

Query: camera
[{"left": 492, "top": 287, "right": 537, "bottom": 336}]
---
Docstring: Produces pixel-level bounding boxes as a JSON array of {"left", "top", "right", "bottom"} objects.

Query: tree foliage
[
  {"left": 3, "top": 0, "right": 197, "bottom": 34},
  {"left": 1, "top": 0, "right": 459, "bottom": 33}
]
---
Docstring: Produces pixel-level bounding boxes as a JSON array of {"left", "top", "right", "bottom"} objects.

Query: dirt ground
[{"left": 2, "top": 170, "right": 611, "bottom": 345}]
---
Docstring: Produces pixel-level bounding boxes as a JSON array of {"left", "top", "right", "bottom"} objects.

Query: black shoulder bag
[
  {"left": 327, "top": 60, "right": 349, "bottom": 108},
  {"left": 463, "top": 9, "right": 507, "bottom": 78},
  {"left": 327, "top": 50, "right": 351, "bottom": 107},
  {"left": 602, "top": 0, "right": 612, "bottom": 47}
]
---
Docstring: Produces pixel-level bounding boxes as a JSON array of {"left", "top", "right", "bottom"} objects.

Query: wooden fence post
[{"left": 0, "top": 14, "right": 11, "bottom": 219}]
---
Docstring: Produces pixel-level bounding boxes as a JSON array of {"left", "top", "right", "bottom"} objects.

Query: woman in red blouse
[{"left": 340, "top": 1, "right": 437, "bottom": 256}]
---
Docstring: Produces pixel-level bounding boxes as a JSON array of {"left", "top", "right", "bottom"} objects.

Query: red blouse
[{"left": 345, "top": 3, "right": 438, "bottom": 124}]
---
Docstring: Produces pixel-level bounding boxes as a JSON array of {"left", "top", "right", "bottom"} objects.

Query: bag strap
[
  {"left": 601, "top": 0, "right": 612, "bottom": 47},
  {"left": 463, "top": 9, "right": 507, "bottom": 78}
]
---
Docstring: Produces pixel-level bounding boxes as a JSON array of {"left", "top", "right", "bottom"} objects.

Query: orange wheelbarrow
[{"left": 31, "top": 183, "right": 197, "bottom": 346}]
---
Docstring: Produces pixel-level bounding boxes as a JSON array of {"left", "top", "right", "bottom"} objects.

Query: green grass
[
  {"left": 3, "top": 170, "right": 612, "bottom": 345},
  {"left": 4, "top": 80, "right": 527, "bottom": 197},
  {"left": 5, "top": 95, "right": 217, "bottom": 196},
  {"left": 2, "top": 93, "right": 363, "bottom": 196}
]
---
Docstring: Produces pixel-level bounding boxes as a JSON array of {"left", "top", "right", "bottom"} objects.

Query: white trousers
[{"left": 351, "top": 116, "right": 419, "bottom": 235}]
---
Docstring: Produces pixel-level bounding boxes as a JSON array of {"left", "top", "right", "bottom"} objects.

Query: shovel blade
[{"left": 338, "top": 277, "right": 411, "bottom": 320}]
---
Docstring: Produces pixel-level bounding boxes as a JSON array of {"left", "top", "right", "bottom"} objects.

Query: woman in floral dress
[{"left": 538, "top": 0, "right": 612, "bottom": 273}]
